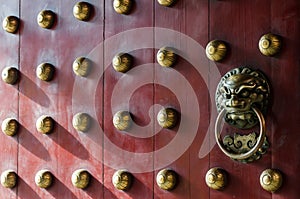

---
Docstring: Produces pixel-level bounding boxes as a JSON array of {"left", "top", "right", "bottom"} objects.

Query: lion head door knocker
[{"left": 215, "top": 67, "right": 270, "bottom": 163}]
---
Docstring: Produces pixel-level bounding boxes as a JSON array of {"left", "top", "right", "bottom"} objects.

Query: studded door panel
[{"left": 0, "top": 0, "right": 299, "bottom": 199}]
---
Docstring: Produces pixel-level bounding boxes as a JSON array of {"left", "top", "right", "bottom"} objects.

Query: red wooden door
[{"left": 0, "top": 0, "right": 299, "bottom": 198}]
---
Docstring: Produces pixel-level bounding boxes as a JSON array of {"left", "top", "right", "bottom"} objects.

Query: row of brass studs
[
  {"left": 0, "top": 169, "right": 89, "bottom": 189},
  {"left": 0, "top": 168, "right": 177, "bottom": 191},
  {"left": 2, "top": 0, "right": 177, "bottom": 33},
  {"left": 113, "top": 108, "right": 178, "bottom": 131},
  {"left": 1, "top": 46, "right": 176, "bottom": 84},
  {"left": 1, "top": 167, "right": 281, "bottom": 192},
  {"left": 206, "top": 33, "right": 282, "bottom": 61},
  {"left": 205, "top": 167, "right": 283, "bottom": 193},
  {"left": 1, "top": 107, "right": 177, "bottom": 136}
]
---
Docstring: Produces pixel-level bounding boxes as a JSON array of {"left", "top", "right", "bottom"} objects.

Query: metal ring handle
[{"left": 215, "top": 107, "right": 266, "bottom": 160}]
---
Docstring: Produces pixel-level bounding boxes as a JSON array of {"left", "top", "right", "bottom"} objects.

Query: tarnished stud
[
  {"left": 1, "top": 118, "right": 19, "bottom": 136},
  {"left": 260, "top": 169, "right": 283, "bottom": 193},
  {"left": 35, "top": 170, "right": 53, "bottom": 189},
  {"left": 36, "top": 63, "right": 55, "bottom": 81},
  {"left": 72, "top": 113, "right": 92, "bottom": 132},
  {"left": 37, "top": 10, "right": 56, "bottom": 29},
  {"left": 1, "top": 170, "right": 17, "bottom": 188},
  {"left": 113, "top": 111, "right": 132, "bottom": 131},
  {"left": 156, "top": 169, "right": 177, "bottom": 191},
  {"left": 157, "top": 0, "right": 176, "bottom": 7},
  {"left": 112, "top": 53, "right": 132, "bottom": 73},
  {"left": 205, "top": 167, "right": 227, "bottom": 190},
  {"left": 112, "top": 170, "right": 133, "bottom": 191},
  {"left": 205, "top": 40, "right": 227, "bottom": 62},
  {"left": 157, "top": 47, "right": 177, "bottom": 67},
  {"left": 71, "top": 169, "right": 90, "bottom": 189},
  {"left": 1, "top": 67, "right": 19, "bottom": 85},
  {"left": 73, "top": 57, "right": 92, "bottom": 77},
  {"left": 259, "top": 33, "right": 282, "bottom": 56},
  {"left": 36, "top": 115, "right": 54, "bottom": 134},
  {"left": 2, "top": 16, "right": 19, "bottom": 33},
  {"left": 113, "top": 0, "right": 133, "bottom": 15},
  {"left": 157, "top": 108, "right": 178, "bottom": 129},
  {"left": 73, "top": 2, "right": 93, "bottom": 21}
]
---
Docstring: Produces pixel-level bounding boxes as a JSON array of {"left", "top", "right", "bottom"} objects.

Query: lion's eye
[{"left": 240, "top": 90, "right": 249, "bottom": 97}]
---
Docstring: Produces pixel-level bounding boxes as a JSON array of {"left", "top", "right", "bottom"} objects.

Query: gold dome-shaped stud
[
  {"left": 1, "top": 66, "right": 19, "bottom": 85},
  {"left": 2, "top": 16, "right": 19, "bottom": 33},
  {"left": 113, "top": 0, "right": 133, "bottom": 15},
  {"left": 260, "top": 169, "right": 283, "bottom": 193},
  {"left": 157, "top": 47, "right": 177, "bottom": 67},
  {"left": 72, "top": 113, "right": 92, "bottom": 132},
  {"left": 157, "top": 0, "right": 176, "bottom": 7},
  {"left": 73, "top": 2, "right": 93, "bottom": 21},
  {"left": 37, "top": 10, "right": 56, "bottom": 29},
  {"left": 35, "top": 170, "right": 53, "bottom": 189},
  {"left": 205, "top": 40, "right": 227, "bottom": 62},
  {"left": 36, "top": 115, "right": 54, "bottom": 134},
  {"left": 205, "top": 167, "right": 227, "bottom": 190},
  {"left": 259, "top": 33, "right": 282, "bottom": 56},
  {"left": 156, "top": 169, "right": 177, "bottom": 191},
  {"left": 73, "top": 57, "right": 92, "bottom": 77},
  {"left": 112, "top": 170, "right": 133, "bottom": 191},
  {"left": 157, "top": 108, "right": 178, "bottom": 129},
  {"left": 1, "top": 170, "right": 17, "bottom": 188},
  {"left": 71, "top": 169, "right": 90, "bottom": 189},
  {"left": 112, "top": 53, "right": 132, "bottom": 73},
  {"left": 1, "top": 118, "right": 19, "bottom": 136},
  {"left": 113, "top": 111, "right": 132, "bottom": 131},
  {"left": 36, "top": 63, "right": 55, "bottom": 82}
]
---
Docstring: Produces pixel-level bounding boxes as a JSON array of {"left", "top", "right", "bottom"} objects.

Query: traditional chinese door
[{"left": 0, "top": 0, "right": 299, "bottom": 199}]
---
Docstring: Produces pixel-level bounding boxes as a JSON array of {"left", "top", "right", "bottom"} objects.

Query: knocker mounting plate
[
  {"left": 215, "top": 67, "right": 270, "bottom": 129},
  {"left": 215, "top": 67, "right": 271, "bottom": 162}
]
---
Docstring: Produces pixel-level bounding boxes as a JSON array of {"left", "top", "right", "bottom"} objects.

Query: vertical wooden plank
[
  {"left": 18, "top": 0, "right": 104, "bottom": 198},
  {"left": 0, "top": 1, "right": 19, "bottom": 198},
  {"left": 270, "top": 0, "right": 300, "bottom": 198},
  {"left": 56, "top": 0, "right": 104, "bottom": 198},
  {"left": 209, "top": 0, "right": 273, "bottom": 199},
  {"left": 18, "top": 1, "right": 60, "bottom": 198},
  {"left": 154, "top": 1, "right": 209, "bottom": 198},
  {"left": 103, "top": 0, "right": 154, "bottom": 198}
]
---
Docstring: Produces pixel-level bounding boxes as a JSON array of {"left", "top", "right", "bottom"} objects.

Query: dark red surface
[{"left": 0, "top": 0, "right": 298, "bottom": 198}]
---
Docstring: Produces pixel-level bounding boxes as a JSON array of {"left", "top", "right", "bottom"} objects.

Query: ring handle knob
[{"left": 215, "top": 107, "right": 266, "bottom": 160}]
